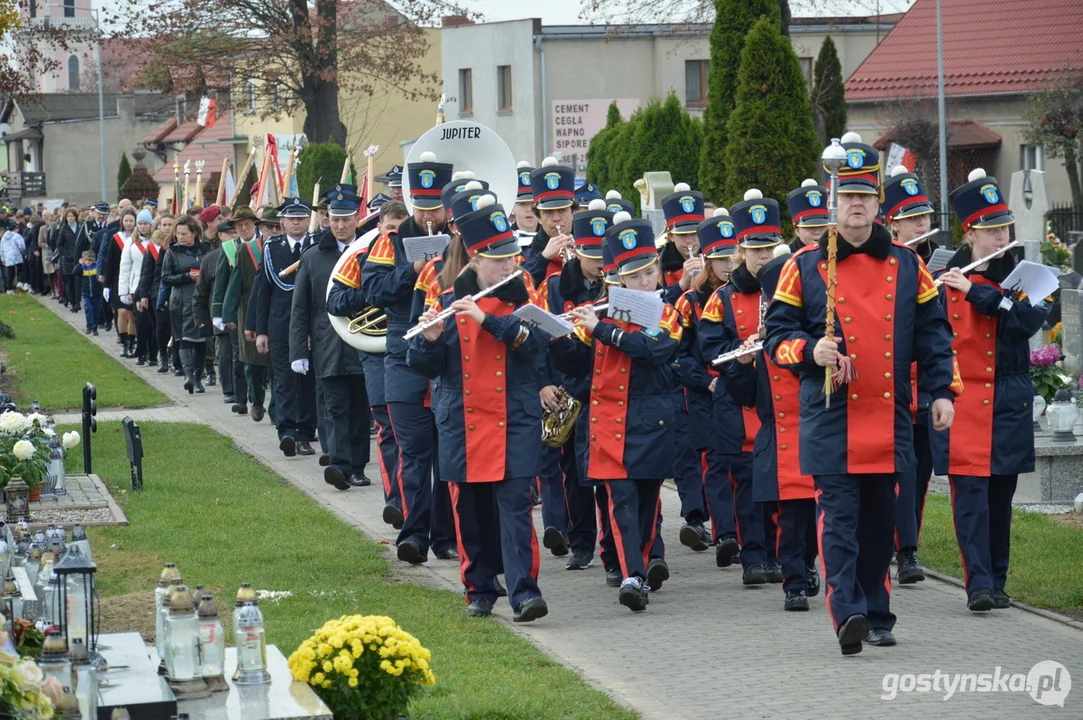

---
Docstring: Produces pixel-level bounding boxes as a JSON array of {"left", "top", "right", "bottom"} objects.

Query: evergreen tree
[
  {"left": 586, "top": 101, "right": 625, "bottom": 193},
  {"left": 698, "top": 0, "right": 780, "bottom": 202},
  {"left": 811, "top": 36, "right": 847, "bottom": 146},
  {"left": 722, "top": 16, "right": 820, "bottom": 217},
  {"left": 117, "top": 152, "right": 132, "bottom": 201},
  {"left": 295, "top": 142, "right": 348, "bottom": 207}
]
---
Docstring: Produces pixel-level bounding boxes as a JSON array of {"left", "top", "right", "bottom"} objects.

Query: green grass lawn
[
  {"left": 75, "top": 421, "right": 637, "bottom": 720},
  {"left": 0, "top": 294, "right": 167, "bottom": 410},
  {"left": 918, "top": 494, "right": 1083, "bottom": 613}
]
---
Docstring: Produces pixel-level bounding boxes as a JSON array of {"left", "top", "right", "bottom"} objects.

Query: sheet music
[
  {"left": 926, "top": 248, "right": 955, "bottom": 274},
  {"left": 1002, "top": 260, "right": 1059, "bottom": 306},
  {"left": 607, "top": 286, "right": 663, "bottom": 330},
  {"left": 403, "top": 234, "right": 451, "bottom": 264},
  {"left": 513, "top": 304, "right": 575, "bottom": 337}
]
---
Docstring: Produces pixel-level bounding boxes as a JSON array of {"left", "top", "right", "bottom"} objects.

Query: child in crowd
[
  {"left": 0, "top": 220, "right": 26, "bottom": 294},
  {"left": 77, "top": 250, "right": 102, "bottom": 334}
]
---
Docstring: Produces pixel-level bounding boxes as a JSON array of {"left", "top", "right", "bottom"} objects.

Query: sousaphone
[
  {"left": 403, "top": 120, "right": 517, "bottom": 214},
  {"left": 327, "top": 211, "right": 386, "bottom": 353}
]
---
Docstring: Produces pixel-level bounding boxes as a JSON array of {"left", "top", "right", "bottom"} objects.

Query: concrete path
[{"left": 38, "top": 296, "right": 1083, "bottom": 718}]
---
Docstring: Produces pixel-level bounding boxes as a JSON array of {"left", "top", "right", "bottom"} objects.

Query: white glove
[
  {"left": 212, "top": 317, "right": 225, "bottom": 331},
  {"left": 291, "top": 359, "right": 310, "bottom": 375},
  {"left": 121, "top": 294, "right": 132, "bottom": 305},
  {"left": 103, "top": 288, "right": 110, "bottom": 302}
]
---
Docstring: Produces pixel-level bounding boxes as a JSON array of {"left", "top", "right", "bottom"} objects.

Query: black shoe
[
  {"left": 318, "top": 453, "right": 330, "bottom": 467},
  {"left": 806, "top": 566, "right": 821, "bottom": 598},
  {"left": 323, "top": 466, "right": 351, "bottom": 491},
  {"left": 496, "top": 577, "right": 507, "bottom": 597},
  {"left": 896, "top": 549, "right": 926, "bottom": 584},
  {"left": 183, "top": 374, "right": 194, "bottom": 394},
  {"left": 742, "top": 564, "right": 767, "bottom": 586},
  {"left": 467, "top": 599, "right": 494, "bottom": 618},
  {"left": 618, "top": 578, "right": 649, "bottom": 612},
  {"left": 434, "top": 547, "right": 458, "bottom": 560},
  {"left": 605, "top": 568, "right": 622, "bottom": 588},
  {"left": 115, "top": 334, "right": 124, "bottom": 344},
  {"left": 280, "top": 436, "right": 297, "bottom": 457},
  {"left": 193, "top": 377, "right": 205, "bottom": 394},
  {"left": 91, "top": 329, "right": 99, "bottom": 336},
  {"left": 297, "top": 441, "right": 315, "bottom": 456},
  {"left": 348, "top": 474, "right": 371, "bottom": 488},
  {"left": 136, "top": 356, "right": 147, "bottom": 366},
  {"left": 251, "top": 405, "right": 266, "bottom": 422},
  {"left": 84, "top": 328, "right": 91, "bottom": 335},
  {"left": 992, "top": 590, "right": 1011, "bottom": 609},
  {"left": 866, "top": 629, "right": 897, "bottom": 647},
  {"left": 765, "top": 561, "right": 784, "bottom": 584},
  {"left": 513, "top": 597, "right": 548, "bottom": 623},
  {"left": 173, "top": 367, "right": 185, "bottom": 377},
  {"left": 157, "top": 361, "right": 170, "bottom": 374},
  {"left": 396, "top": 541, "right": 426, "bottom": 564},
  {"left": 542, "top": 527, "right": 570, "bottom": 557},
  {"left": 382, "top": 504, "right": 404, "bottom": 530},
  {"left": 232, "top": 403, "right": 249, "bottom": 415},
  {"left": 206, "top": 372, "right": 216, "bottom": 386},
  {"left": 223, "top": 395, "right": 236, "bottom": 404},
  {"left": 716, "top": 535, "right": 740, "bottom": 568},
  {"left": 646, "top": 558, "right": 669, "bottom": 591},
  {"left": 838, "top": 614, "right": 868, "bottom": 656},
  {"left": 566, "top": 550, "right": 593, "bottom": 570},
  {"left": 785, "top": 589, "right": 810, "bottom": 611},
  {"left": 967, "top": 588, "right": 995, "bottom": 612},
  {"left": 679, "top": 523, "right": 710, "bottom": 552}
]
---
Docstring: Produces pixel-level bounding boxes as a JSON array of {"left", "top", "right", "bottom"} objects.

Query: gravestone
[
  {"left": 1073, "top": 239, "right": 1083, "bottom": 275},
  {"left": 641, "top": 171, "right": 674, "bottom": 239},
  {"left": 1061, "top": 287, "right": 1083, "bottom": 376},
  {"left": 1008, "top": 169, "right": 1050, "bottom": 350}
]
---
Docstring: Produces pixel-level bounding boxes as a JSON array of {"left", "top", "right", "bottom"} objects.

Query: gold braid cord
[{"left": 824, "top": 224, "right": 857, "bottom": 405}]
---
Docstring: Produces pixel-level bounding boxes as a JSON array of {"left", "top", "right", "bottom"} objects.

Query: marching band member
[
  {"left": 523, "top": 157, "right": 578, "bottom": 286},
  {"left": 511, "top": 162, "right": 538, "bottom": 247},
  {"left": 764, "top": 134, "right": 960, "bottom": 655},
  {"left": 552, "top": 212, "right": 681, "bottom": 612},
  {"left": 785, "top": 179, "right": 829, "bottom": 254},
  {"left": 659, "top": 184, "right": 706, "bottom": 292},
  {"left": 604, "top": 191, "right": 635, "bottom": 217},
  {"left": 932, "top": 169, "right": 1049, "bottom": 612},
  {"left": 725, "top": 251, "right": 822, "bottom": 611},
  {"left": 536, "top": 199, "right": 612, "bottom": 568},
  {"left": 882, "top": 165, "right": 938, "bottom": 584},
  {"left": 407, "top": 195, "right": 548, "bottom": 623},
  {"left": 699, "top": 190, "right": 781, "bottom": 585},
  {"left": 328, "top": 153, "right": 456, "bottom": 564},
  {"left": 675, "top": 210, "right": 739, "bottom": 563}
]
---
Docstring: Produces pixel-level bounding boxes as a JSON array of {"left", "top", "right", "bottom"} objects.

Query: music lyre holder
[{"left": 122, "top": 417, "right": 144, "bottom": 491}]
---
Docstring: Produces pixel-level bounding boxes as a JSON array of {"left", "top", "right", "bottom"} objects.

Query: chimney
[
  {"left": 117, "top": 94, "right": 136, "bottom": 124},
  {"left": 442, "top": 15, "right": 473, "bottom": 28}
]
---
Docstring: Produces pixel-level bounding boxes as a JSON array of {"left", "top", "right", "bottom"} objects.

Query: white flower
[
  {"left": 0, "top": 412, "right": 30, "bottom": 435},
  {"left": 61, "top": 431, "right": 80, "bottom": 450},
  {"left": 42, "top": 428, "right": 55, "bottom": 437},
  {"left": 26, "top": 413, "right": 47, "bottom": 428},
  {"left": 11, "top": 440, "right": 35, "bottom": 462},
  {"left": 12, "top": 659, "right": 44, "bottom": 690}
]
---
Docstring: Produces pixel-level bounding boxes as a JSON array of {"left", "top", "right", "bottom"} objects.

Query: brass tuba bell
[{"left": 541, "top": 387, "right": 582, "bottom": 447}]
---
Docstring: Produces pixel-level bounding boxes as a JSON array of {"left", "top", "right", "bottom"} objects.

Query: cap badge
[
  {"left": 469, "top": 195, "right": 484, "bottom": 211},
  {"left": 806, "top": 190, "right": 822, "bottom": 207},
  {"left": 545, "top": 172, "right": 561, "bottom": 190},
  {"left": 591, "top": 218, "right": 607, "bottom": 237},
  {"left": 901, "top": 178, "right": 919, "bottom": 196},
  {"left": 619, "top": 228, "right": 638, "bottom": 250},
  {"left": 519, "top": 171, "right": 530, "bottom": 186},
  {"left": 719, "top": 222, "right": 734, "bottom": 238},
  {"left": 608, "top": 204, "right": 621, "bottom": 213},
  {"left": 419, "top": 170, "right": 436, "bottom": 189},
  {"left": 981, "top": 184, "right": 999, "bottom": 204},
  {"left": 491, "top": 212, "right": 508, "bottom": 232},
  {"left": 750, "top": 205, "right": 767, "bottom": 225},
  {"left": 680, "top": 196, "right": 696, "bottom": 213},
  {"left": 847, "top": 149, "right": 864, "bottom": 169},
  {"left": 336, "top": 193, "right": 343, "bottom": 201}
]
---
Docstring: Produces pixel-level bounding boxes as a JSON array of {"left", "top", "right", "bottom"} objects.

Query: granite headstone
[{"left": 1062, "top": 287, "right": 1083, "bottom": 376}]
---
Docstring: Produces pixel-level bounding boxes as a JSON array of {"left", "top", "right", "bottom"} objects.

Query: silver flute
[
  {"left": 933, "top": 241, "right": 1020, "bottom": 287},
  {"left": 558, "top": 290, "right": 665, "bottom": 321},
  {"left": 404, "top": 270, "right": 524, "bottom": 341},
  {"left": 711, "top": 342, "right": 763, "bottom": 366},
  {"left": 904, "top": 228, "right": 940, "bottom": 246}
]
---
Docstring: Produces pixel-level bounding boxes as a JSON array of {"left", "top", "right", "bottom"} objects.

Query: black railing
[{"left": 1047, "top": 203, "right": 1083, "bottom": 245}]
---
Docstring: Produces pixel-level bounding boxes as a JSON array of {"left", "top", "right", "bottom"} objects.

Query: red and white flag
[
  {"left": 886, "top": 142, "right": 917, "bottom": 175},
  {"left": 197, "top": 97, "right": 217, "bottom": 128}
]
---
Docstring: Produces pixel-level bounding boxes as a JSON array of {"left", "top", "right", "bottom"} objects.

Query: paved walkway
[{"left": 40, "top": 297, "right": 1083, "bottom": 718}]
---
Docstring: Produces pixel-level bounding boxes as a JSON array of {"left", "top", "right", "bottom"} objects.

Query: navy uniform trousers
[
  {"left": 948, "top": 474, "right": 1017, "bottom": 596},
  {"left": 270, "top": 339, "right": 317, "bottom": 442},
  {"left": 603, "top": 479, "right": 664, "bottom": 581},
  {"left": 449, "top": 477, "right": 540, "bottom": 609},
  {"left": 319, "top": 375, "right": 370, "bottom": 476},
  {"left": 386, "top": 401, "right": 454, "bottom": 556},
  {"left": 702, "top": 441, "right": 737, "bottom": 545},
  {"left": 539, "top": 437, "right": 597, "bottom": 555},
  {"left": 771, "top": 499, "right": 819, "bottom": 593},
  {"left": 672, "top": 396, "right": 709, "bottom": 526},
  {"left": 361, "top": 353, "right": 401, "bottom": 510},
  {"left": 895, "top": 421, "right": 933, "bottom": 550},
  {"left": 814, "top": 473, "right": 897, "bottom": 632},
  {"left": 726, "top": 452, "right": 767, "bottom": 568}
]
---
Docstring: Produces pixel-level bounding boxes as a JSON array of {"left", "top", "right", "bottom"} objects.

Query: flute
[
  {"left": 904, "top": 228, "right": 940, "bottom": 246},
  {"left": 711, "top": 342, "right": 763, "bottom": 366},
  {"left": 933, "top": 241, "right": 1020, "bottom": 287},
  {"left": 558, "top": 290, "right": 665, "bottom": 321},
  {"left": 404, "top": 270, "right": 524, "bottom": 341}
]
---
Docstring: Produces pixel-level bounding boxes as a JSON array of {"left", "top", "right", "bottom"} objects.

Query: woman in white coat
[{"left": 118, "top": 209, "right": 155, "bottom": 364}]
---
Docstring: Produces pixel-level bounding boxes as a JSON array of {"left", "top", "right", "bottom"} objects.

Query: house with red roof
[{"left": 844, "top": 0, "right": 1083, "bottom": 205}]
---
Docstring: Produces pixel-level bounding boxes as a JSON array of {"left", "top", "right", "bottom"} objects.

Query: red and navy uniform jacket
[
  {"left": 929, "top": 248, "right": 1050, "bottom": 477},
  {"left": 538, "top": 259, "right": 604, "bottom": 398},
  {"left": 908, "top": 238, "right": 941, "bottom": 424},
  {"left": 522, "top": 227, "right": 564, "bottom": 288},
  {"left": 698, "top": 263, "right": 764, "bottom": 455},
  {"left": 551, "top": 304, "right": 682, "bottom": 480},
  {"left": 725, "top": 351, "right": 815, "bottom": 502},
  {"left": 763, "top": 223, "right": 963, "bottom": 476},
  {"left": 411, "top": 256, "right": 445, "bottom": 325},
  {"left": 674, "top": 286, "right": 719, "bottom": 452},
  {"left": 328, "top": 216, "right": 428, "bottom": 405},
  {"left": 405, "top": 268, "right": 548, "bottom": 483}
]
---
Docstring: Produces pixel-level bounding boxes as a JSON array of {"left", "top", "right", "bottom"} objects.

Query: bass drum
[{"left": 326, "top": 217, "right": 385, "bottom": 353}]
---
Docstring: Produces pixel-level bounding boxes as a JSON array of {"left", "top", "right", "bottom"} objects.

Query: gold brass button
[
  {"left": 591, "top": 434, "right": 596, "bottom": 440},
  {"left": 737, "top": 309, "right": 744, "bottom": 315},
  {"left": 884, "top": 392, "right": 891, "bottom": 399},
  {"left": 778, "top": 412, "right": 786, "bottom": 419},
  {"left": 468, "top": 424, "right": 475, "bottom": 430},
  {"left": 951, "top": 297, "right": 958, "bottom": 303},
  {"left": 616, "top": 418, "right": 623, "bottom": 424},
  {"left": 849, "top": 336, "right": 857, "bottom": 343},
  {"left": 839, "top": 297, "right": 846, "bottom": 303},
  {"left": 773, "top": 375, "right": 780, "bottom": 381},
  {"left": 465, "top": 390, "right": 472, "bottom": 396},
  {"left": 886, "top": 294, "right": 893, "bottom": 301},
  {"left": 844, "top": 317, "right": 852, "bottom": 323},
  {"left": 850, "top": 354, "right": 858, "bottom": 361},
  {"left": 467, "top": 407, "right": 474, "bottom": 413},
  {"left": 464, "top": 373, "right": 470, "bottom": 380},
  {"left": 953, "top": 332, "right": 959, "bottom": 338},
  {"left": 618, "top": 385, "right": 625, "bottom": 391},
  {"left": 884, "top": 372, "right": 892, "bottom": 379},
  {"left": 463, "top": 336, "right": 470, "bottom": 342},
  {"left": 889, "top": 258, "right": 897, "bottom": 266},
  {"left": 658, "top": 420, "right": 665, "bottom": 426},
  {"left": 985, "top": 383, "right": 991, "bottom": 389},
  {"left": 885, "top": 314, "right": 892, "bottom": 321},
  {"left": 740, "top": 325, "right": 746, "bottom": 331},
  {"left": 620, "top": 368, "right": 627, "bottom": 374},
  {"left": 591, "top": 417, "right": 598, "bottom": 423},
  {"left": 851, "top": 393, "right": 858, "bottom": 401},
  {"left": 591, "top": 385, "right": 598, "bottom": 391},
  {"left": 496, "top": 387, "right": 503, "bottom": 392},
  {"left": 618, "top": 401, "right": 625, "bottom": 407},
  {"left": 952, "top": 350, "right": 958, "bottom": 355},
  {"left": 986, "top": 351, "right": 993, "bottom": 357},
  {"left": 985, "top": 333, "right": 992, "bottom": 339},
  {"left": 615, "top": 433, "right": 622, "bottom": 440},
  {"left": 886, "top": 276, "right": 893, "bottom": 282},
  {"left": 952, "top": 314, "right": 960, "bottom": 320},
  {"left": 495, "top": 354, "right": 502, "bottom": 360},
  {"left": 498, "top": 421, "right": 505, "bottom": 428},
  {"left": 592, "top": 400, "right": 599, "bottom": 406},
  {"left": 986, "top": 367, "right": 993, "bottom": 373},
  {"left": 779, "top": 426, "right": 786, "bottom": 433},
  {"left": 781, "top": 444, "right": 788, "bottom": 451},
  {"left": 595, "top": 369, "right": 602, "bottom": 375},
  {"left": 496, "top": 371, "right": 503, "bottom": 377},
  {"left": 983, "top": 400, "right": 990, "bottom": 406},
  {"left": 821, "top": 263, "right": 827, "bottom": 270},
  {"left": 596, "top": 350, "right": 603, "bottom": 356},
  {"left": 885, "top": 352, "right": 892, "bottom": 359},
  {"left": 885, "top": 334, "right": 892, "bottom": 341},
  {"left": 774, "top": 395, "right": 782, "bottom": 401},
  {"left": 460, "top": 318, "right": 466, "bottom": 324},
  {"left": 464, "top": 356, "right": 470, "bottom": 362}
]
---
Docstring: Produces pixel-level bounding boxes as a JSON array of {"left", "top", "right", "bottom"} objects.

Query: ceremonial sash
[
  {"left": 147, "top": 243, "right": 161, "bottom": 261},
  {"left": 222, "top": 238, "right": 238, "bottom": 267},
  {"left": 244, "top": 238, "right": 264, "bottom": 269},
  {"left": 113, "top": 233, "right": 126, "bottom": 250},
  {"left": 132, "top": 241, "right": 147, "bottom": 255}
]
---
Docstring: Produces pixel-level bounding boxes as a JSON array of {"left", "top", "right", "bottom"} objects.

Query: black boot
[
  {"left": 125, "top": 336, "right": 138, "bottom": 358},
  {"left": 180, "top": 349, "right": 195, "bottom": 394},
  {"left": 193, "top": 368, "right": 205, "bottom": 394},
  {"left": 157, "top": 356, "right": 170, "bottom": 373},
  {"left": 206, "top": 369, "right": 217, "bottom": 386}
]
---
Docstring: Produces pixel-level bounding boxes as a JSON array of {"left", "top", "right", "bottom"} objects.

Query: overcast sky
[{"left": 464, "top": 0, "right": 916, "bottom": 25}]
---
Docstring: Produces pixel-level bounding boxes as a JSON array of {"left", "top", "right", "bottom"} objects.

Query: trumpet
[
  {"left": 711, "top": 341, "right": 763, "bottom": 366},
  {"left": 404, "top": 270, "right": 524, "bottom": 341},
  {"left": 557, "top": 225, "right": 576, "bottom": 262},
  {"left": 933, "top": 241, "right": 1020, "bottom": 287}
]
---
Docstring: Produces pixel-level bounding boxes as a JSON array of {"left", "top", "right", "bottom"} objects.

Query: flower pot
[{"left": 28, "top": 486, "right": 41, "bottom": 503}]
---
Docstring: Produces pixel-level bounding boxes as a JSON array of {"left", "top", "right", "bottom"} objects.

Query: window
[
  {"left": 685, "top": 60, "right": 710, "bottom": 107},
  {"left": 800, "top": 58, "right": 813, "bottom": 92},
  {"left": 1020, "top": 144, "right": 1044, "bottom": 172},
  {"left": 458, "top": 68, "right": 472, "bottom": 115},
  {"left": 67, "top": 55, "right": 79, "bottom": 91},
  {"left": 63, "top": 0, "right": 74, "bottom": 17},
  {"left": 28, "top": 0, "right": 35, "bottom": 19},
  {"left": 246, "top": 80, "right": 257, "bottom": 114},
  {"left": 497, "top": 65, "right": 513, "bottom": 112}
]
